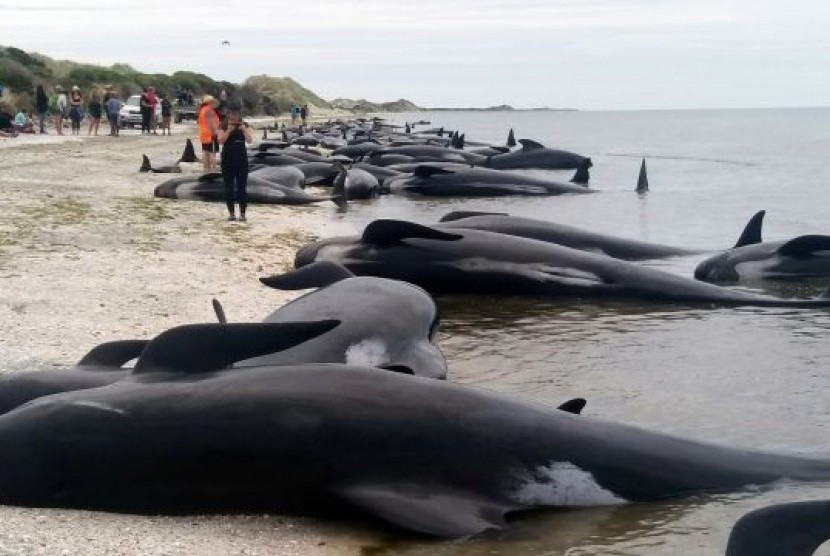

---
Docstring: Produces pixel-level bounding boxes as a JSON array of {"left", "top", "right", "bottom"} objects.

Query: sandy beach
[{"left": 0, "top": 124, "right": 379, "bottom": 555}]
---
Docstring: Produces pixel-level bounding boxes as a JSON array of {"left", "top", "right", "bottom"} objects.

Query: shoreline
[{"left": 0, "top": 124, "right": 377, "bottom": 554}]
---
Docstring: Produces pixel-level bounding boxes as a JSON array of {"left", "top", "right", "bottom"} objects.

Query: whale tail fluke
[
  {"left": 636, "top": 158, "right": 649, "bottom": 193},
  {"left": 179, "top": 138, "right": 199, "bottom": 163},
  {"left": 734, "top": 210, "right": 766, "bottom": 248},
  {"left": 139, "top": 154, "right": 152, "bottom": 173},
  {"left": 331, "top": 164, "right": 348, "bottom": 212}
]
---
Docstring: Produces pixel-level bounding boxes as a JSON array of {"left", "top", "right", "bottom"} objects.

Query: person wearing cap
[
  {"left": 53, "top": 85, "right": 68, "bottom": 136},
  {"left": 197, "top": 94, "right": 219, "bottom": 171}
]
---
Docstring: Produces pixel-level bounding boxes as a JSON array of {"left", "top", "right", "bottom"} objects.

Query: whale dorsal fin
[
  {"left": 439, "top": 211, "right": 509, "bottom": 222},
  {"left": 557, "top": 398, "right": 587, "bottom": 415},
  {"left": 413, "top": 165, "right": 455, "bottom": 179},
  {"left": 362, "top": 220, "right": 463, "bottom": 245},
  {"left": 506, "top": 128, "right": 516, "bottom": 148},
  {"left": 133, "top": 321, "right": 339, "bottom": 374},
  {"left": 139, "top": 154, "right": 152, "bottom": 173},
  {"left": 734, "top": 210, "right": 766, "bottom": 248},
  {"left": 77, "top": 340, "right": 150, "bottom": 368},
  {"left": 519, "top": 139, "right": 545, "bottom": 150},
  {"left": 777, "top": 235, "right": 830, "bottom": 258},
  {"left": 337, "top": 483, "right": 514, "bottom": 538},
  {"left": 260, "top": 261, "right": 355, "bottom": 290},
  {"left": 179, "top": 138, "right": 199, "bottom": 163},
  {"left": 636, "top": 159, "right": 649, "bottom": 193}
]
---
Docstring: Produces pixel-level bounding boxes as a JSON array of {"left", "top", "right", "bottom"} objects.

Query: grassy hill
[{"left": 0, "top": 45, "right": 419, "bottom": 116}]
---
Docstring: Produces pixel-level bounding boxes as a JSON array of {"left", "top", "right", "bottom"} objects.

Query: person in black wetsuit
[{"left": 217, "top": 107, "right": 254, "bottom": 221}]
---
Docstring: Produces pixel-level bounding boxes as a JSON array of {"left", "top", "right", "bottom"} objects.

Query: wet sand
[{"left": 0, "top": 125, "right": 378, "bottom": 555}]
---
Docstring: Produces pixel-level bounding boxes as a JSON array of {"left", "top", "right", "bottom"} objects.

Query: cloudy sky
[{"left": 2, "top": 0, "right": 829, "bottom": 110}]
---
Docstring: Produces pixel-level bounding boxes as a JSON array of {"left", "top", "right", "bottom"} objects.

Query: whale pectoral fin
[
  {"left": 211, "top": 299, "right": 227, "bottom": 323},
  {"left": 777, "top": 235, "right": 830, "bottom": 258},
  {"left": 337, "top": 484, "right": 514, "bottom": 538},
  {"left": 518, "top": 139, "right": 545, "bottom": 150},
  {"left": 734, "top": 210, "right": 766, "bottom": 248},
  {"left": 260, "top": 261, "right": 355, "bottom": 290},
  {"left": 439, "top": 211, "right": 509, "bottom": 222},
  {"left": 133, "top": 321, "right": 340, "bottom": 374},
  {"left": 362, "top": 220, "right": 463, "bottom": 245},
  {"left": 77, "top": 340, "right": 150, "bottom": 368},
  {"left": 558, "top": 398, "right": 587, "bottom": 414},
  {"left": 532, "top": 265, "right": 607, "bottom": 287},
  {"left": 412, "top": 165, "right": 455, "bottom": 179}
]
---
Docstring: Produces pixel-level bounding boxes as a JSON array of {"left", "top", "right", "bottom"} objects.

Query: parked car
[{"left": 119, "top": 95, "right": 162, "bottom": 129}]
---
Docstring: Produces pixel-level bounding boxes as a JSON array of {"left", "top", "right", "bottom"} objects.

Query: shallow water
[{"left": 327, "top": 108, "right": 830, "bottom": 555}]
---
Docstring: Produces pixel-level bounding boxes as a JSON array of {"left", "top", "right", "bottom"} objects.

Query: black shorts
[{"left": 201, "top": 138, "right": 219, "bottom": 153}]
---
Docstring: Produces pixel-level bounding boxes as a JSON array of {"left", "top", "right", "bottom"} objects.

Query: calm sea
[{"left": 322, "top": 108, "right": 830, "bottom": 555}]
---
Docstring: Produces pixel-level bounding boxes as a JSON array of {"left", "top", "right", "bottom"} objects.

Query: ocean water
[{"left": 321, "top": 108, "right": 830, "bottom": 555}]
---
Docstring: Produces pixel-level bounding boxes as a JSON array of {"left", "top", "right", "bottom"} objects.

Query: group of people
[
  {"left": 290, "top": 104, "right": 310, "bottom": 125},
  {"left": 196, "top": 91, "right": 254, "bottom": 222},
  {"left": 138, "top": 87, "right": 173, "bottom": 135}
]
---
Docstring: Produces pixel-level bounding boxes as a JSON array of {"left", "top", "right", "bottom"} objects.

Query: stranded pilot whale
[
  {"left": 294, "top": 219, "right": 830, "bottom": 307},
  {"left": 695, "top": 210, "right": 830, "bottom": 282},
  {"left": 725, "top": 500, "right": 830, "bottom": 556},
  {"left": 139, "top": 139, "right": 200, "bottom": 173},
  {"left": 2, "top": 357, "right": 830, "bottom": 538},
  {"left": 485, "top": 139, "right": 592, "bottom": 170}
]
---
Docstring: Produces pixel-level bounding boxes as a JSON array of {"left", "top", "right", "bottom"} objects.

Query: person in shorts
[
  {"left": 105, "top": 92, "right": 121, "bottom": 136},
  {"left": 159, "top": 94, "right": 172, "bottom": 135},
  {"left": 197, "top": 94, "right": 219, "bottom": 171}
]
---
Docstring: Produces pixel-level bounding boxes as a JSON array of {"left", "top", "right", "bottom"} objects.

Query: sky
[{"left": 2, "top": 0, "right": 830, "bottom": 110}]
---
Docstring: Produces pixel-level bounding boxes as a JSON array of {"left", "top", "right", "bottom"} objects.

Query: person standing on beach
[
  {"left": 160, "top": 94, "right": 172, "bottom": 135},
  {"left": 35, "top": 84, "right": 49, "bottom": 134},
  {"left": 53, "top": 86, "right": 67, "bottom": 135},
  {"left": 290, "top": 105, "right": 299, "bottom": 125},
  {"left": 147, "top": 87, "right": 159, "bottom": 134},
  {"left": 105, "top": 92, "right": 121, "bottom": 136},
  {"left": 217, "top": 106, "right": 254, "bottom": 221},
  {"left": 139, "top": 87, "right": 151, "bottom": 134},
  {"left": 68, "top": 86, "right": 83, "bottom": 135},
  {"left": 87, "top": 92, "right": 102, "bottom": 136},
  {"left": 197, "top": 94, "right": 219, "bottom": 172},
  {"left": 300, "top": 104, "right": 309, "bottom": 126}
]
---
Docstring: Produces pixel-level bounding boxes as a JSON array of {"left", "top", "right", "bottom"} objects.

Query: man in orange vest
[{"left": 197, "top": 94, "right": 219, "bottom": 171}]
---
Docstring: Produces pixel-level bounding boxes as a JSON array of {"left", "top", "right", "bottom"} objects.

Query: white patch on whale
[
  {"left": 514, "top": 462, "right": 627, "bottom": 506},
  {"left": 345, "top": 338, "right": 389, "bottom": 367}
]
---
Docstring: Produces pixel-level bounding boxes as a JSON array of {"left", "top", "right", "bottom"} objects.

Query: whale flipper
[
  {"left": 337, "top": 483, "right": 514, "bottom": 538},
  {"left": 726, "top": 500, "right": 830, "bottom": 556},
  {"left": 139, "top": 155, "right": 152, "bottom": 173},
  {"left": 777, "top": 235, "right": 830, "bottom": 258},
  {"left": 636, "top": 159, "right": 649, "bottom": 193},
  {"left": 518, "top": 139, "right": 545, "bottom": 150},
  {"left": 557, "top": 398, "right": 587, "bottom": 415},
  {"left": 77, "top": 340, "right": 150, "bottom": 368},
  {"left": 362, "top": 220, "right": 463, "bottom": 245},
  {"left": 133, "top": 321, "right": 340, "bottom": 374},
  {"left": 260, "top": 261, "right": 355, "bottom": 290},
  {"left": 439, "top": 211, "right": 509, "bottom": 222},
  {"left": 179, "top": 139, "right": 199, "bottom": 163},
  {"left": 734, "top": 210, "right": 765, "bottom": 248}
]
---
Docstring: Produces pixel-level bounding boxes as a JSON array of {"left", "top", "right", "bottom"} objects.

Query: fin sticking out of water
[
  {"left": 77, "top": 340, "right": 150, "bottom": 368},
  {"left": 260, "top": 261, "right": 355, "bottom": 290},
  {"left": 507, "top": 128, "right": 516, "bottom": 148},
  {"left": 570, "top": 161, "right": 590, "bottom": 186},
  {"left": 413, "top": 165, "right": 455, "bottom": 179},
  {"left": 734, "top": 210, "right": 765, "bottom": 248},
  {"left": 212, "top": 298, "right": 227, "bottom": 324},
  {"left": 725, "top": 500, "right": 830, "bottom": 556},
  {"left": 636, "top": 159, "right": 649, "bottom": 193},
  {"left": 519, "top": 139, "right": 545, "bottom": 150},
  {"left": 180, "top": 138, "right": 199, "bottom": 163},
  {"left": 139, "top": 154, "right": 151, "bottom": 173},
  {"left": 337, "top": 483, "right": 516, "bottom": 538},
  {"left": 362, "top": 220, "right": 463, "bottom": 245},
  {"left": 557, "top": 398, "right": 587, "bottom": 415},
  {"left": 777, "top": 235, "right": 830, "bottom": 258},
  {"left": 133, "top": 321, "right": 340, "bottom": 374},
  {"left": 439, "top": 211, "right": 509, "bottom": 222}
]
